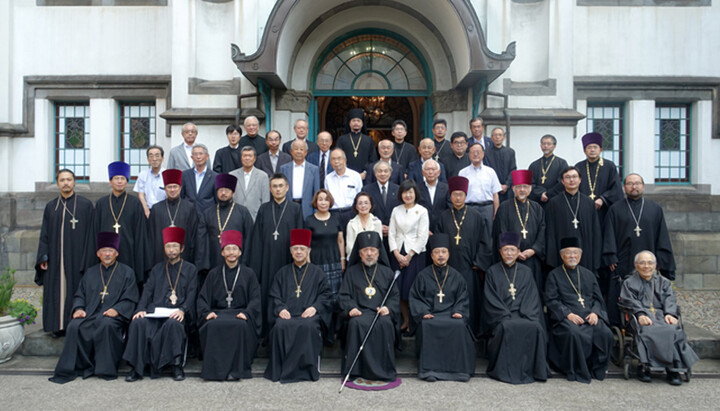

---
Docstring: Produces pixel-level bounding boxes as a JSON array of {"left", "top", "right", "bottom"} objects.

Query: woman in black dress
[{"left": 305, "top": 189, "right": 345, "bottom": 300}]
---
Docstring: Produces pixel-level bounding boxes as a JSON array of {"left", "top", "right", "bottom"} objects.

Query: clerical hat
[
  {"left": 290, "top": 229, "right": 312, "bottom": 248},
  {"left": 215, "top": 174, "right": 238, "bottom": 192},
  {"left": 498, "top": 232, "right": 521, "bottom": 249},
  {"left": 347, "top": 108, "right": 365, "bottom": 121},
  {"left": 162, "top": 169, "right": 182, "bottom": 187},
  {"left": 96, "top": 232, "right": 120, "bottom": 251},
  {"left": 108, "top": 161, "right": 130, "bottom": 181},
  {"left": 581, "top": 132, "right": 603, "bottom": 148},
  {"left": 428, "top": 233, "right": 450, "bottom": 251},
  {"left": 348, "top": 231, "right": 391, "bottom": 267},
  {"left": 448, "top": 176, "right": 469, "bottom": 194},
  {"left": 162, "top": 226, "right": 186, "bottom": 246},
  {"left": 560, "top": 237, "right": 582, "bottom": 250},
  {"left": 220, "top": 230, "right": 243, "bottom": 250},
  {"left": 511, "top": 169, "right": 532, "bottom": 186}
]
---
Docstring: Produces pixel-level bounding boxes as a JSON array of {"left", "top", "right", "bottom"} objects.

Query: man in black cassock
[
  {"left": 575, "top": 132, "right": 623, "bottom": 224},
  {"left": 264, "top": 229, "right": 333, "bottom": 383},
  {"left": 436, "top": 176, "right": 493, "bottom": 336},
  {"left": 619, "top": 251, "right": 698, "bottom": 386},
  {"left": 247, "top": 173, "right": 304, "bottom": 336},
  {"left": 409, "top": 234, "right": 475, "bottom": 382},
  {"left": 545, "top": 166, "right": 602, "bottom": 274},
  {"left": 197, "top": 230, "right": 261, "bottom": 381},
  {"left": 35, "top": 169, "right": 94, "bottom": 336},
  {"left": 92, "top": 161, "right": 150, "bottom": 285},
  {"left": 336, "top": 108, "right": 377, "bottom": 177},
  {"left": 49, "top": 232, "right": 138, "bottom": 384},
  {"left": 482, "top": 232, "right": 548, "bottom": 384},
  {"left": 443, "top": 132, "right": 471, "bottom": 178},
  {"left": 339, "top": 231, "right": 400, "bottom": 382},
  {"left": 546, "top": 237, "right": 613, "bottom": 383},
  {"left": 148, "top": 169, "right": 198, "bottom": 266},
  {"left": 124, "top": 227, "right": 197, "bottom": 382},
  {"left": 195, "top": 174, "right": 254, "bottom": 275},
  {"left": 484, "top": 128, "right": 517, "bottom": 203},
  {"left": 390, "top": 119, "right": 416, "bottom": 170},
  {"left": 603, "top": 173, "right": 676, "bottom": 326},
  {"left": 492, "top": 170, "right": 546, "bottom": 296},
  {"left": 528, "top": 134, "right": 568, "bottom": 206},
  {"left": 212, "top": 125, "right": 243, "bottom": 174}
]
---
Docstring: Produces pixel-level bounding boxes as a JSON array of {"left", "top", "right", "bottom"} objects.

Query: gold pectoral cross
[
  {"left": 100, "top": 286, "right": 109, "bottom": 303},
  {"left": 634, "top": 225, "right": 642, "bottom": 237},
  {"left": 112, "top": 222, "right": 121, "bottom": 233},
  {"left": 578, "top": 295, "right": 585, "bottom": 308},
  {"left": 521, "top": 228, "right": 528, "bottom": 239},
  {"left": 170, "top": 290, "right": 178, "bottom": 305},
  {"left": 353, "top": 150, "right": 358, "bottom": 158},
  {"left": 295, "top": 286, "right": 302, "bottom": 298},
  {"left": 70, "top": 217, "right": 78, "bottom": 230},
  {"left": 508, "top": 283, "right": 517, "bottom": 300},
  {"left": 454, "top": 233, "right": 461, "bottom": 245},
  {"left": 437, "top": 290, "right": 445, "bottom": 303},
  {"left": 218, "top": 234, "right": 222, "bottom": 244},
  {"left": 541, "top": 175, "right": 546, "bottom": 184},
  {"left": 589, "top": 193, "right": 596, "bottom": 200}
]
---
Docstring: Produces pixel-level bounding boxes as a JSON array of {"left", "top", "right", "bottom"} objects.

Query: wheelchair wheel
[
  {"left": 611, "top": 326, "right": 624, "bottom": 367},
  {"left": 623, "top": 360, "right": 630, "bottom": 380}
]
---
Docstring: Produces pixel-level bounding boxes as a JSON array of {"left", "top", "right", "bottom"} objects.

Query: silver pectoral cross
[
  {"left": 295, "top": 286, "right": 302, "bottom": 298},
  {"left": 273, "top": 230, "right": 279, "bottom": 240},
  {"left": 572, "top": 218, "right": 579, "bottom": 230},
  {"left": 578, "top": 295, "right": 585, "bottom": 308},
  {"left": 113, "top": 222, "right": 121, "bottom": 233},
  {"left": 70, "top": 217, "right": 78, "bottom": 230},
  {"left": 521, "top": 228, "right": 528, "bottom": 239},
  {"left": 508, "top": 283, "right": 517, "bottom": 300},
  {"left": 634, "top": 225, "right": 642, "bottom": 237},
  {"left": 226, "top": 293, "right": 233, "bottom": 308}
]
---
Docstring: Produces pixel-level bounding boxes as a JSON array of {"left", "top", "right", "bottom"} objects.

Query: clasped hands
[{"left": 566, "top": 312, "right": 599, "bottom": 325}]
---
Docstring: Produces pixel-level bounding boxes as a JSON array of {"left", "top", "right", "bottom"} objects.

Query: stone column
[{"left": 627, "top": 100, "right": 655, "bottom": 183}]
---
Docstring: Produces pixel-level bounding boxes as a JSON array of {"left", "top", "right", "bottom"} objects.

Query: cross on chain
[
  {"left": 273, "top": 230, "right": 279, "bottom": 241},
  {"left": 578, "top": 295, "right": 585, "bottom": 308},
  {"left": 520, "top": 228, "right": 528, "bottom": 239},
  {"left": 295, "top": 286, "right": 302, "bottom": 298},
  {"left": 454, "top": 233, "right": 461, "bottom": 245},
  {"left": 225, "top": 294, "right": 233, "bottom": 308},
  {"left": 70, "top": 217, "right": 78, "bottom": 230},
  {"left": 437, "top": 290, "right": 445, "bottom": 304},
  {"left": 508, "top": 283, "right": 517, "bottom": 300},
  {"left": 113, "top": 222, "right": 121, "bottom": 234},
  {"left": 634, "top": 226, "right": 642, "bottom": 237},
  {"left": 100, "top": 287, "right": 109, "bottom": 303},
  {"left": 572, "top": 218, "right": 579, "bottom": 230}
]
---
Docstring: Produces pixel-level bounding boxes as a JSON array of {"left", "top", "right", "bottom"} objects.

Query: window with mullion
[
  {"left": 655, "top": 104, "right": 690, "bottom": 183},
  {"left": 119, "top": 102, "right": 156, "bottom": 181},
  {"left": 586, "top": 103, "right": 625, "bottom": 177},
  {"left": 54, "top": 102, "right": 90, "bottom": 182}
]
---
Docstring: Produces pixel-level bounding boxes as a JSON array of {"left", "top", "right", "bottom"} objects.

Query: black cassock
[
  {"left": 49, "top": 262, "right": 138, "bottom": 384},
  {"left": 123, "top": 259, "right": 198, "bottom": 375},
  {"left": 247, "top": 199, "right": 304, "bottom": 336},
  {"left": 492, "top": 198, "right": 546, "bottom": 296},
  {"left": 482, "top": 262, "right": 548, "bottom": 384},
  {"left": 484, "top": 145, "right": 517, "bottom": 202},
  {"left": 212, "top": 145, "right": 242, "bottom": 174},
  {"left": 35, "top": 194, "right": 94, "bottom": 333},
  {"left": 443, "top": 153, "right": 470, "bottom": 178},
  {"left": 619, "top": 273, "right": 698, "bottom": 371},
  {"left": 436, "top": 206, "right": 493, "bottom": 336},
  {"left": 603, "top": 197, "right": 676, "bottom": 325},
  {"left": 339, "top": 263, "right": 400, "bottom": 381},
  {"left": 528, "top": 154, "right": 569, "bottom": 205},
  {"left": 197, "top": 263, "right": 261, "bottom": 380},
  {"left": 148, "top": 197, "right": 198, "bottom": 266},
  {"left": 264, "top": 263, "right": 333, "bottom": 383},
  {"left": 196, "top": 200, "right": 254, "bottom": 272},
  {"left": 239, "top": 134, "right": 268, "bottom": 155},
  {"left": 545, "top": 265, "right": 613, "bottom": 383},
  {"left": 392, "top": 140, "right": 417, "bottom": 171},
  {"left": 575, "top": 159, "right": 623, "bottom": 223},
  {"left": 545, "top": 191, "right": 602, "bottom": 273},
  {"left": 337, "top": 133, "right": 377, "bottom": 173},
  {"left": 92, "top": 192, "right": 151, "bottom": 284},
  {"left": 409, "top": 264, "right": 475, "bottom": 381}
]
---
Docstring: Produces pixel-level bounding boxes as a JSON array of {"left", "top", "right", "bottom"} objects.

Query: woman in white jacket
[
  {"left": 345, "top": 192, "right": 384, "bottom": 259},
  {"left": 388, "top": 179, "right": 429, "bottom": 334}
]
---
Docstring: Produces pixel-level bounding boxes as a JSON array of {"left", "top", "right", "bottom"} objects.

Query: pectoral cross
[
  {"left": 295, "top": 286, "right": 302, "bottom": 298},
  {"left": 353, "top": 150, "right": 358, "bottom": 158},
  {"left": 100, "top": 286, "right": 109, "bottom": 303},
  {"left": 649, "top": 304, "right": 655, "bottom": 315},
  {"left": 218, "top": 234, "right": 222, "bottom": 244},
  {"left": 572, "top": 218, "right": 579, "bottom": 229},
  {"left": 225, "top": 294, "right": 233, "bottom": 308},
  {"left": 273, "top": 230, "right": 279, "bottom": 240},
  {"left": 70, "top": 217, "right": 78, "bottom": 230},
  {"left": 113, "top": 222, "right": 121, "bottom": 233},
  {"left": 454, "top": 233, "right": 462, "bottom": 245},
  {"left": 541, "top": 175, "right": 546, "bottom": 184},
  {"left": 589, "top": 193, "right": 596, "bottom": 200},
  {"left": 508, "top": 283, "right": 517, "bottom": 300},
  {"left": 521, "top": 228, "right": 528, "bottom": 239},
  {"left": 634, "top": 225, "right": 642, "bottom": 237},
  {"left": 170, "top": 290, "right": 178, "bottom": 305},
  {"left": 437, "top": 290, "right": 445, "bottom": 303},
  {"left": 578, "top": 295, "right": 585, "bottom": 308}
]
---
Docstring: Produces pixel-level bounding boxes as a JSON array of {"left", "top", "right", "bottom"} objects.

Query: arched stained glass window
[{"left": 314, "top": 33, "right": 428, "bottom": 91}]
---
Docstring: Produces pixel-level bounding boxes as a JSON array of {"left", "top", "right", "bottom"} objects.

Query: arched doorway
[{"left": 309, "top": 29, "right": 433, "bottom": 145}]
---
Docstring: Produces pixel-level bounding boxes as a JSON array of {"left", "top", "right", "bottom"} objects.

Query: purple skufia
[
  {"left": 96, "top": 231, "right": 120, "bottom": 251},
  {"left": 499, "top": 232, "right": 521, "bottom": 249},
  {"left": 215, "top": 174, "right": 238, "bottom": 191}
]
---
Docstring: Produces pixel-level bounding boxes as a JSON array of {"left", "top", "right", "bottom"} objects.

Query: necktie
[
  {"left": 319, "top": 152, "right": 326, "bottom": 187},
  {"left": 381, "top": 184, "right": 387, "bottom": 205}
]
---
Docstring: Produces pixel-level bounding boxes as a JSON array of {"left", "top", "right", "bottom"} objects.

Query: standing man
[
  {"left": 282, "top": 119, "right": 319, "bottom": 154},
  {"left": 459, "top": 143, "right": 501, "bottom": 231},
  {"left": 468, "top": 116, "right": 493, "bottom": 151},
  {"left": 444, "top": 132, "right": 471, "bottom": 178},
  {"left": 213, "top": 125, "right": 243, "bottom": 174},
  {"left": 238, "top": 116, "right": 267, "bottom": 155},
  {"left": 363, "top": 160, "right": 401, "bottom": 238},
  {"left": 575, "top": 132, "right": 623, "bottom": 223},
  {"left": 603, "top": 173, "right": 676, "bottom": 325},
  {"left": 230, "top": 146, "right": 270, "bottom": 221},
  {"left": 247, "top": 173, "right": 305, "bottom": 336},
  {"left": 483, "top": 128, "right": 516, "bottom": 203},
  {"left": 407, "top": 138, "right": 448, "bottom": 184},
  {"left": 92, "top": 161, "right": 150, "bottom": 285},
  {"left": 148, "top": 169, "right": 198, "bottom": 266},
  {"left": 431, "top": 119, "right": 452, "bottom": 163},
  {"left": 35, "top": 169, "right": 94, "bottom": 336},
  {"left": 167, "top": 122, "right": 197, "bottom": 171},
  {"left": 181, "top": 144, "right": 217, "bottom": 217},
  {"left": 363, "top": 139, "right": 404, "bottom": 185},
  {"left": 416, "top": 159, "right": 449, "bottom": 234},
  {"left": 256, "top": 130, "right": 292, "bottom": 176},
  {"left": 264, "top": 229, "right": 333, "bottom": 383},
  {"left": 336, "top": 108, "right": 377, "bottom": 175},
  {"left": 307, "top": 131, "right": 334, "bottom": 189},
  {"left": 528, "top": 134, "right": 568, "bottom": 206},
  {"left": 279, "top": 139, "right": 320, "bottom": 219},
  {"left": 49, "top": 232, "right": 139, "bottom": 384},
  {"left": 390, "top": 120, "right": 416, "bottom": 170},
  {"left": 135, "top": 145, "right": 166, "bottom": 218},
  {"left": 325, "top": 148, "right": 363, "bottom": 218}
]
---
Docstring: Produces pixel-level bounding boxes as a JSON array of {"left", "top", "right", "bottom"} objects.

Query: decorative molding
[
  {"left": 479, "top": 108, "right": 586, "bottom": 127},
  {"left": 37, "top": 0, "right": 167, "bottom": 5},
  {"left": 188, "top": 77, "right": 243, "bottom": 95},
  {"left": 159, "top": 108, "right": 264, "bottom": 127},
  {"left": 503, "top": 79, "right": 557, "bottom": 96},
  {"left": 275, "top": 89, "right": 312, "bottom": 113},
  {"left": 430, "top": 90, "right": 468, "bottom": 112},
  {"left": 577, "top": 0, "right": 710, "bottom": 6}
]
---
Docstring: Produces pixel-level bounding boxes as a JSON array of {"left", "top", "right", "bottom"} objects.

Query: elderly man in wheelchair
[{"left": 618, "top": 250, "right": 698, "bottom": 386}]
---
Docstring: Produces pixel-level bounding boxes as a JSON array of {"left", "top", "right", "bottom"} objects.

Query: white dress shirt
[
  {"left": 458, "top": 163, "right": 501, "bottom": 203},
  {"left": 193, "top": 166, "right": 207, "bottom": 193},
  {"left": 324, "top": 169, "right": 363, "bottom": 209},
  {"left": 243, "top": 168, "right": 252, "bottom": 191},
  {"left": 134, "top": 167, "right": 166, "bottom": 208},
  {"left": 388, "top": 203, "right": 430, "bottom": 255},
  {"left": 292, "top": 161, "right": 306, "bottom": 200},
  {"left": 424, "top": 180, "right": 437, "bottom": 205},
  {"left": 183, "top": 143, "right": 194, "bottom": 167}
]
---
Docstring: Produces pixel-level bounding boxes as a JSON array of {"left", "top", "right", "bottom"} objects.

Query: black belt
[
  {"left": 292, "top": 199, "right": 302, "bottom": 204},
  {"left": 467, "top": 201, "right": 493, "bottom": 207}
]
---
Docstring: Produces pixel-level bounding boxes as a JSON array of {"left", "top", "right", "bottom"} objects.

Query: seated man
[
  {"left": 546, "top": 237, "right": 613, "bottom": 383},
  {"left": 482, "top": 232, "right": 548, "bottom": 384},
  {"left": 197, "top": 230, "right": 261, "bottom": 381},
  {"left": 50, "top": 232, "right": 138, "bottom": 384},
  {"left": 409, "top": 233, "right": 475, "bottom": 382},
  {"left": 619, "top": 250, "right": 699, "bottom": 386},
  {"left": 339, "top": 231, "right": 400, "bottom": 382},
  {"left": 264, "top": 229, "right": 333, "bottom": 383},
  {"left": 124, "top": 227, "right": 198, "bottom": 382}
]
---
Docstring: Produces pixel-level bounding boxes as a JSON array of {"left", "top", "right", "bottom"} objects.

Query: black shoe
[
  {"left": 637, "top": 366, "right": 651, "bottom": 383},
  {"left": 172, "top": 366, "right": 185, "bottom": 381},
  {"left": 667, "top": 371, "right": 682, "bottom": 386},
  {"left": 125, "top": 370, "right": 142, "bottom": 382}
]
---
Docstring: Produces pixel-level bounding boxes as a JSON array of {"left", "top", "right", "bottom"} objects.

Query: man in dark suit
[
  {"left": 364, "top": 139, "right": 404, "bottom": 185},
  {"left": 279, "top": 139, "right": 320, "bottom": 219},
  {"left": 468, "top": 116, "right": 493, "bottom": 154},
  {"left": 282, "top": 119, "right": 319, "bottom": 154},
  {"left": 362, "top": 160, "right": 400, "bottom": 236},
  {"left": 416, "top": 159, "right": 450, "bottom": 233},
  {"left": 256, "top": 130, "right": 292, "bottom": 176},
  {"left": 407, "top": 138, "right": 447, "bottom": 184},
  {"left": 181, "top": 144, "right": 217, "bottom": 217},
  {"left": 307, "top": 131, "right": 334, "bottom": 189}
]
